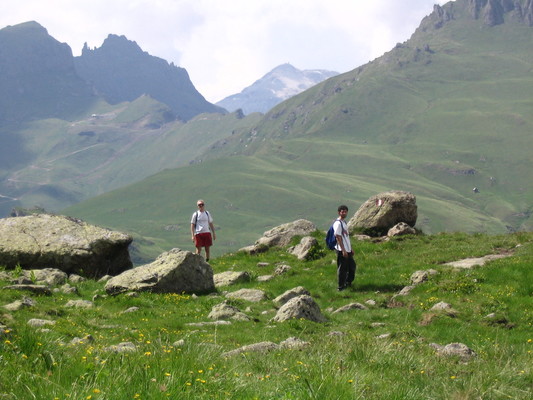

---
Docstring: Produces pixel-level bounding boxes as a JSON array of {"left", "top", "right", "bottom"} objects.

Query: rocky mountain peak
[
  {"left": 82, "top": 34, "right": 145, "bottom": 59},
  {"left": 420, "top": 0, "right": 533, "bottom": 31},
  {"left": 0, "top": 21, "right": 93, "bottom": 125},
  {"left": 75, "top": 33, "right": 224, "bottom": 121},
  {"left": 216, "top": 63, "right": 338, "bottom": 115}
]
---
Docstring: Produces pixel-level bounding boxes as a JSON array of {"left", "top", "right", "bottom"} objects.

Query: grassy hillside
[
  {"left": 63, "top": 17, "right": 532, "bottom": 261},
  {"left": 1, "top": 232, "right": 532, "bottom": 398},
  {"left": 0, "top": 99, "right": 260, "bottom": 217}
]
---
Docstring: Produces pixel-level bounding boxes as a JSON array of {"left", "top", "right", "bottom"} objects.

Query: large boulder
[
  {"left": 104, "top": 248, "right": 214, "bottom": 295},
  {"left": 0, "top": 214, "right": 132, "bottom": 278},
  {"left": 348, "top": 191, "right": 417, "bottom": 236},
  {"left": 239, "top": 219, "right": 317, "bottom": 254}
]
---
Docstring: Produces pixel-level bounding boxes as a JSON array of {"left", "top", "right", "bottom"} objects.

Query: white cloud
[{"left": 1, "top": 0, "right": 450, "bottom": 102}]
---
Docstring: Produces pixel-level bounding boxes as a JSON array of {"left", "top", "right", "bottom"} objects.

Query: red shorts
[{"left": 194, "top": 232, "right": 212, "bottom": 247}]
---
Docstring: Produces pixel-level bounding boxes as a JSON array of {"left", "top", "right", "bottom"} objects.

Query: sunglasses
[{"left": 197, "top": 203, "right": 204, "bottom": 207}]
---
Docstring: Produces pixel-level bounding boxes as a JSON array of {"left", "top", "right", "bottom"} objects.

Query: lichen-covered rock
[
  {"left": 104, "top": 248, "right": 214, "bottom": 295},
  {"left": 272, "top": 295, "right": 327, "bottom": 323},
  {"left": 288, "top": 236, "right": 318, "bottom": 260},
  {"left": 273, "top": 286, "right": 310, "bottom": 307},
  {"left": 213, "top": 271, "right": 251, "bottom": 287},
  {"left": 225, "top": 288, "right": 267, "bottom": 303},
  {"left": 239, "top": 219, "right": 317, "bottom": 253},
  {"left": 0, "top": 214, "right": 132, "bottom": 278},
  {"left": 348, "top": 191, "right": 417, "bottom": 236}
]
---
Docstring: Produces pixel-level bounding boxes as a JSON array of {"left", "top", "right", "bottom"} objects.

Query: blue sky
[{"left": 2, "top": 0, "right": 449, "bottom": 102}]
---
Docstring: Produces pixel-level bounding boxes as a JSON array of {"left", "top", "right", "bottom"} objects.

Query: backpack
[{"left": 325, "top": 219, "right": 345, "bottom": 250}]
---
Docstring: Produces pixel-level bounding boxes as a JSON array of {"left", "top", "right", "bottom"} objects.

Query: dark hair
[{"left": 338, "top": 205, "right": 348, "bottom": 212}]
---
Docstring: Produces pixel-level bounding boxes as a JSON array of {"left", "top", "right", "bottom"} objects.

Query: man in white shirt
[
  {"left": 190, "top": 199, "right": 216, "bottom": 261},
  {"left": 334, "top": 204, "right": 356, "bottom": 291}
]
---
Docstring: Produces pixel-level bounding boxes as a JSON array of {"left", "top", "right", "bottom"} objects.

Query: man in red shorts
[{"left": 190, "top": 199, "right": 216, "bottom": 261}]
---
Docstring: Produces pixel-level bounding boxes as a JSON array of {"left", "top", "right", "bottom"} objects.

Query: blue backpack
[{"left": 326, "top": 219, "right": 344, "bottom": 250}]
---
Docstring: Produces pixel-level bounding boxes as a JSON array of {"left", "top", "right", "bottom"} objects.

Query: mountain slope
[
  {"left": 63, "top": 0, "right": 533, "bottom": 261},
  {"left": 0, "top": 21, "right": 96, "bottom": 126},
  {"left": 216, "top": 63, "right": 338, "bottom": 114},
  {"left": 74, "top": 34, "right": 225, "bottom": 121}
]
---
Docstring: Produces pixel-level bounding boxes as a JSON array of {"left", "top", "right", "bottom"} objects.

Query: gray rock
[
  {"left": 387, "top": 222, "right": 416, "bottom": 237},
  {"left": 397, "top": 285, "right": 416, "bottom": 296},
  {"left": 59, "top": 283, "right": 79, "bottom": 295},
  {"left": 272, "top": 295, "right": 327, "bottom": 323},
  {"left": 22, "top": 268, "right": 67, "bottom": 286},
  {"left": 3, "top": 296, "right": 36, "bottom": 311},
  {"left": 68, "top": 274, "right": 86, "bottom": 283},
  {"left": 70, "top": 335, "right": 94, "bottom": 345},
  {"left": 410, "top": 270, "right": 429, "bottom": 285},
  {"left": 288, "top": 236, "right": 318, "bottom": 260},
  {"left": 239, "top": 219, "right": 317, "bottom": 253},
  {"left": 104, "top": 342, "right": 137, "bottom": 353},
  {"left": 348, "top": 191, "right": 417, "bottom": 236},
  {"left": 213, "top": 271, "right": 251, "bottom": 287},
  {"left": 273, "top": 286, "right": 310, "bottom": 307},
  {"left": 27, "top": 318, "right": 55, "bottom": 327},
  {"left": 208, "top": 302, "right": 250, "bottom": 321},
  {"left": 430, "top": 301, "right": 453, "bottom": 311},
  {"left": 225, "top": 288, "right": 267, "bottom": 303},
  {"left": 444, "top": 254, "right": 510, "bottom": 269},
  {"left": 274, "top": 264, "right": 292, "bottom": 276},
  {"left": 257, "top": 275, "right": 274, "bottom": 282},
  {"left": 0, "top": 214, "right": 132, "bottom": 278},
  {"left": 3, "top": 284, "right": 52, "bottom": 295},
  {"left": 431, "top": 342, "right": 476, "bottom": 359},
  {"left": 104, "top": 248, "right": 214, "bottom": 295},
  {"left": 64, "top": 300, "right": 94, "bottom": 308},
  {"left": 279, "top": 337, "right": 310, "bottom": 349}
]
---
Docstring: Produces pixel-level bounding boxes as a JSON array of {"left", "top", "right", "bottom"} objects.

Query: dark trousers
[{"left": 337, "top": 251, "right": 356, "bottom": 289}]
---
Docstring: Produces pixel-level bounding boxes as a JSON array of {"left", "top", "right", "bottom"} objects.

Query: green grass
[{"left": 1, "top": 232, "right": 532, "bottom": 399}]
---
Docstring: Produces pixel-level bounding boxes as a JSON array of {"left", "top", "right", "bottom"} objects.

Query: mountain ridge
[
  {"left": 216, "top": 63, "right": 338, "bottom": 114},
  {"left": 75, "top": 34, "right": 225, "bottom": 121}
]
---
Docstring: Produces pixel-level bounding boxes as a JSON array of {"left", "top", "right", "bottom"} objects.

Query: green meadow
[{"left": 1, "top": 231, "right": 532, "bottom": 399}]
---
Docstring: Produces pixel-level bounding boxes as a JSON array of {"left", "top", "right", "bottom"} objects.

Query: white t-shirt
[
  {"left": 191, "top": 211, "right": 213, "bottom": 234},
  {"left": 333, "top": 219, "right": 351, "bottom": 252}
]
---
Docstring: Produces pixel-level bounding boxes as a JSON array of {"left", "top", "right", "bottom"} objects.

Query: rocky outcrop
[
  {"left": 75, "top": 34, "right": 224, "bottom": 121},
  {"left": 104, "top": 248, "right": 214, "bottom": 295},
  {"left": 0, "top": 214, "right": 132, "bottom": 278},
  {"left": 348, "top": 191, "right": 417, "bottom": 237},
  {"left": 0, "top": 21, "right": 94, "bottom": 124},
  {"left": 239, "top": 219, "right": 317, "bottom": 254},
  {"left": 419, "top": 0, "right": 533, "bottom": 32}
]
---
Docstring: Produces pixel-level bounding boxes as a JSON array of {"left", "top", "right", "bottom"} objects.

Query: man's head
[
  {"left": 197, "top": 199, "right": 205, "bottom": 209},
  {"left": 338, "top": 204, "right": 348, "bottom": 219}
]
